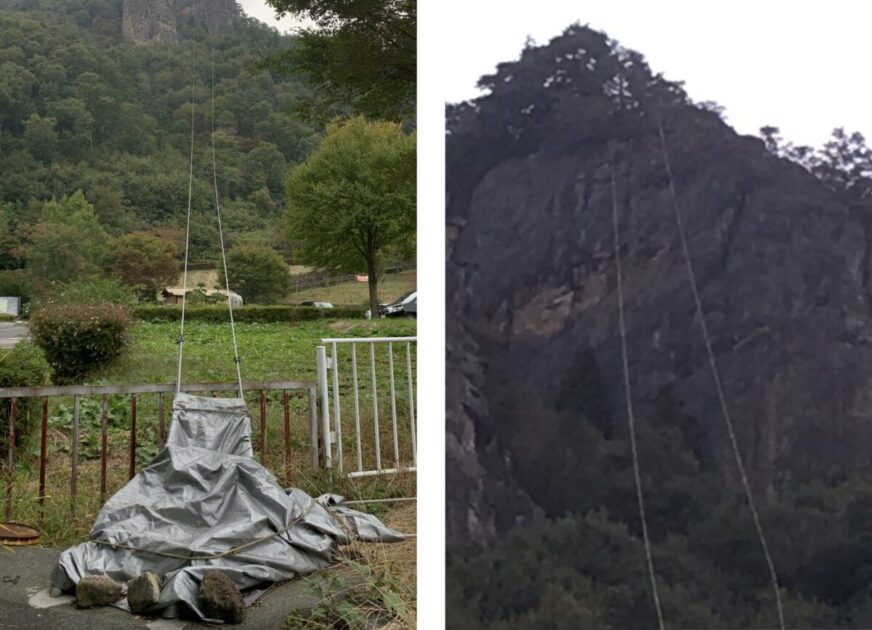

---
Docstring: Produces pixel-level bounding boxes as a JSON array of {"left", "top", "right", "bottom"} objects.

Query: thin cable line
[
  {"left": 209, "top": 45, "right": 244, "bottom": 398},
  {"left": 655, "top": 112, "right": 785, "bottom": 630},
  {"left": 176, "top": 36, "right": 197, "bottom": 394},
  {"left": 609, "top": 144, "right": 666, "bottom": 630}
]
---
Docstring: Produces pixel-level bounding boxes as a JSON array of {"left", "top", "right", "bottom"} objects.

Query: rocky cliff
[
  {"left": 122, "top": 0, "right": 239, "bottom": 44},
  {"left": 447, "top": 25, "right": 872, "bottom": 545}
]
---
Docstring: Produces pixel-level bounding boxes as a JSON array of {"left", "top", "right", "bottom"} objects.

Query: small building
[
  {"left": 161, "top": 287, "right": 243, "bottom": 308},
  {"left": 0, "top": 297, "right": 20, "bottom": 318}
]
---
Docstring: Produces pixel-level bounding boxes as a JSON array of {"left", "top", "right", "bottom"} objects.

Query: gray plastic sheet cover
[{"left": 50, "top": 393, "right": 404, "bottom": 619}]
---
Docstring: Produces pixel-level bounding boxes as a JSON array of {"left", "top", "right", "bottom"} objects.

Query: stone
[
  {"left": 199, "top": 570, "right": 245, "bottom": 624},
  {"left": 75, "top": 575, "right": 123, "bottom": 609},
  {"left": 122, "top": 0, "right": 239, "bottom": 45},
  {"left": 127, "top": 572, "right": 161, "bottom": 613},
  {"left": 447, "top": 23, "right": 872, "bottom": 545}
]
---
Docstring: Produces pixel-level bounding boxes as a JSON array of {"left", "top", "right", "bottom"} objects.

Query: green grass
[{"left": 287, "top": 270, "right": 416, "bottom": 307}]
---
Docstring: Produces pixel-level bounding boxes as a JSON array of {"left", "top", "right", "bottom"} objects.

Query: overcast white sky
[
  {"left": 442, "top": 1, "right": 872, "bottom": 149},
  {"left": 237, "top": 0, "right": 306, "bottom": 33}
]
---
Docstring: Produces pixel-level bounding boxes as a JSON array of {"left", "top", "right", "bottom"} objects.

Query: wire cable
[
  {"left": 609, "top": 143, "right": 666, "bottom": 630},
  {"left": 654, "top": 111, "right": 785, "bottom": 630},
  {"left": 209, "top": 45, "right": 244, "bottom": 398},
  {"left": 175, "top": 36, "right": 197, "bottom": 394}
]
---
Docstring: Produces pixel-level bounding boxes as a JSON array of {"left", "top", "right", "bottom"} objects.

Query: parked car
[
  {"left": 366, "top": 291, "right": 417, "bottom": 319},
  {"left": 384, "top": 290, "right": 416, "bottom": 318},
  {"left": 301, "top": 301, "right": 334, "bottom": 309}
]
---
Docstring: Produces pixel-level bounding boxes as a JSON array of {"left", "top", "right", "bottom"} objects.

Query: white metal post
[
  {"left": 315, "top": 345, "right": 332, "bottom": 469},
  {"left": 351, "top": 343, "right": 362, "bottom": 472},
  {"left": 331, "top": 341, "right": 343, "bottom": 473}
]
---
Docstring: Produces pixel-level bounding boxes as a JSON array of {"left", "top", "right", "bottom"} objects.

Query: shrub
[
  {"left": 133, "top": 304, "right": 364, "bottom": 323},
  {"left": 0, "top": 342, "right": 51, "bottom": 454},
  {"left": 30, "top": 302, "right": 131, "bottom": 383},
  {"left": 226, "top": 244, "right": 291, "bottom": 305}
]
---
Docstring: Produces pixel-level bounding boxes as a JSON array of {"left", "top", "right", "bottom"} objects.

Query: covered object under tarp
[{"left": 50, "top": 393, "right": 403, "bottom": 620}]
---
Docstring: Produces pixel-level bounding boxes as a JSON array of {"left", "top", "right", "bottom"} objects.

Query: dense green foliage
[
  {"left": 26, "top": 190, "right": 111, "bottom": 286},
  {"left": 265, "top": 0, "right": 416, "bottom": 122},
  {"left": 448, "top": 384, "right": 872, "bottom": 628},
  {"left": 0, "top": 342, "right": 51, "bottom": 452},
  {"left": 30, "top": 302, "right": 131, "bottom": 382},
  {"left": 0, "top": 0, "right": 318, "bottom": 268},
  {"left": 133, "top": 304, "right": 364, "bottom": 323},
  {"left": 226, "top": 243, "right": 291, "bottom": 304},
  {"left": 286, "top": 117, "right": 416, "bottom": 313},
  {"left": 110, "top": 232, "right": 180, "bottom": 300}
]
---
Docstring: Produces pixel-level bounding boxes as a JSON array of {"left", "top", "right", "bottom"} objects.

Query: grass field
[
  {"left": 287, "top": 270, "right": 417, "bottom": 307},
  {"left": 3, "top": 317, "right": 417, "bottom": 627},
  {"left": 171, "top": 268, "right": 416, "bottom": 310}
]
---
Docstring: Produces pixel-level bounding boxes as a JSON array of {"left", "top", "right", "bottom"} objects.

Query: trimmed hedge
[
  {"left": 134, "top": 305, "right": 365, "bottom": 323},
  {"left": 30, "top": 302, "right": 131, "bottom": 382}
]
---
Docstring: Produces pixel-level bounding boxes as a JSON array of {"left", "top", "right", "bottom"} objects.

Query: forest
[
  {"left": 0, "top": 0, "right": 318, "bottom": 271},
  {"left": 446, "top": 24, "right": 872, "bottom": 629}
]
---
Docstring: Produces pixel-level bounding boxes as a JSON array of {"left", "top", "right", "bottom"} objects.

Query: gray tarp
[{"left": 50, "top": 393, "right": 403, "bottom": 619}]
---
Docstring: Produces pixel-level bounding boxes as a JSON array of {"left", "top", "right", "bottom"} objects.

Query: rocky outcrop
[
  {"left": 447, "top": 25, "right": 872, "bottom": 544},
  {"left": 122, "top": 0, "right": 239, "bottom": 44}
]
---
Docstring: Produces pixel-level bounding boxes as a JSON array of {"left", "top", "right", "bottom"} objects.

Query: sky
[
  {"left": 237, "top": 0, "right": 308, "bottom": 33},
  {"left": 441, "top": 1, "right": 872, "bottom": 149}
]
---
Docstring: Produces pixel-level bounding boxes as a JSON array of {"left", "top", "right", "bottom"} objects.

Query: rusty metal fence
[{"left": 0, "top": 381, "right": 317, "bottom": 520}]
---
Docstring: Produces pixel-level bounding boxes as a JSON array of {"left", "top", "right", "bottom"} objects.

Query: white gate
[{"left": 315, "top": 337, "right": 417, "bottom": 477}]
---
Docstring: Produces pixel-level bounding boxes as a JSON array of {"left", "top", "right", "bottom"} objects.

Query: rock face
[
  {"left": 122, "top": 0, "right": 239, "bottom": 45},
  {"left": 447, "top": 25, "right": 872, "bottom": 545},
  {"left": 199, "top": 570, "right": 245, "bottom": 624},
  {"left": 75, "top": 575, "right": 123, "bottom": 608}
]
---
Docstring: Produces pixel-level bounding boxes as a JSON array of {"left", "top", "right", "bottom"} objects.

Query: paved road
[
  {"left": 0, "top": 323, "right": 27, "bottom": 349},
  {"left": 0, "top": 546, "right": 334, "bottom": 629}
]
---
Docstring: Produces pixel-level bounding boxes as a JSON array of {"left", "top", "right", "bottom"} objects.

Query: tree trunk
[{"left": 367, "top": 257, "right": 380, "bottom": 317}]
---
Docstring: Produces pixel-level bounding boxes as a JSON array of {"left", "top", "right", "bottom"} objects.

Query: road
[
  {"left": 0, "top": 546, "right": 340, "bottom": 629},
  {"left": 0, "top": 323, "right": 27, "bottom": 350}
]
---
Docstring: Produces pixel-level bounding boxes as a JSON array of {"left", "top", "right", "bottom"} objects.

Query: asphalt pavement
[
  {"left": 0, "top": 546, "right": 334, "bottom": 629},
  {"left": 0, "top": 323, "right": 26, "bottom": 350}
]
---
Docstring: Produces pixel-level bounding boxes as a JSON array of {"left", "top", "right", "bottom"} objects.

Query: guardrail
[{"left": 0, "top": 381, "right": 317, "bottom": 520}]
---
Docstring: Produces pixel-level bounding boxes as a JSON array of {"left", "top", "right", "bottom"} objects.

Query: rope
[
  {"left": 342, "top": 497, "right": 416, "bottom": 505},
  {"left": 209, "top": 46, "right": 244, "bottom": 398},
  {"left": 175, "top": 0, "right": 244, "bottom": 398},
  {"left": 175, "top": 36, "right": 197, "bottom": 394},
  {"left": 654, "top": 111, "right": 786, "bottom": 630},
  {"left": 609, "top": 144, "right": 666, "bottom": 630}
]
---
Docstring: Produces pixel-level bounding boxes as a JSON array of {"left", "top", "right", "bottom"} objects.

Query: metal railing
[
  {"left": 316, "top": 337, "right": 417, "bottom": 478},
  {"left": 0, "top": 381, "right": 317, "bottom": 520}
]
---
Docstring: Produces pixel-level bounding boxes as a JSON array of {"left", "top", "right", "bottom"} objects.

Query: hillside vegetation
[{"left": 0, "top": 0, "right": 317, "bottom": 262}]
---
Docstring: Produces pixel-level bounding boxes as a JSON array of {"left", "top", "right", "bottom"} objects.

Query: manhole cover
[{"left": 0, "top": 522, "right": 39, "bottom": 546}]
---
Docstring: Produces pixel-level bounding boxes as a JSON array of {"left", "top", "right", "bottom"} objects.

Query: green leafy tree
[
  {"left": 22, "top": 114, "right": 58, "bottom": 162},
  {"left": 286, "top": 117, "right": 415, "bottom": 314},
  {"left": 26, "top": 191, "right": 110, "bottom": 284},
  {"left": 110, "top": 232, "right": 180, "bottom": 300},
  {"left": 226, "top": 244, "right": 291, "bottom": 304},
  {"left": 265, "top": 0, "right": 416, "bottom": 122}
]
